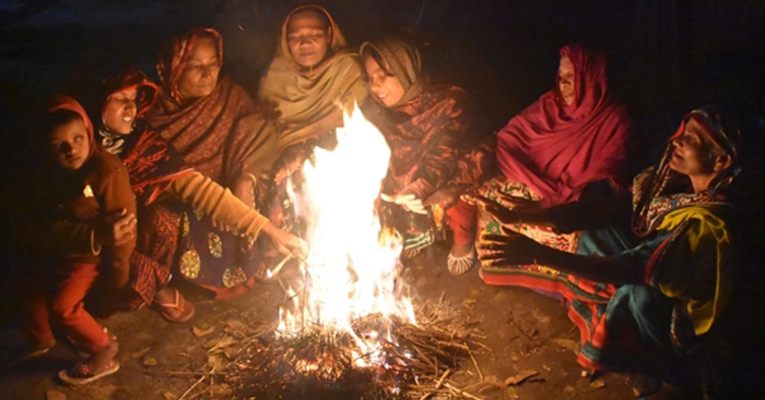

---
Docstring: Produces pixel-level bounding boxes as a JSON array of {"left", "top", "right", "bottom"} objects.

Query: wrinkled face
[
  {"left": 49, "top": 118, "right": 90, "bottom": 171},
  {"left": 669, "top": 118, "right": 721, "bottom": 178},
  {"left": 177, "top": 37, "right": 220, "bottom": 100},
  {"left": 558, "top": 56, "right": 575, "bottom": 106},
  {"left": 103, "top": 87, "right": 137, "bottom": 135},
  {"left": 364, "top": 56, "right": 405, "bottom": 107},
  {"left": 287, "top": 12, "right": 331, "bottom": 69}
]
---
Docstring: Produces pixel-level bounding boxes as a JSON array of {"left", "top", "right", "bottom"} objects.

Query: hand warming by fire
[{"left": 8, "top": 2, "right": 756, "bottom": 399}]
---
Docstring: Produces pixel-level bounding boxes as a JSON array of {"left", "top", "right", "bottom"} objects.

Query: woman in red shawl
[
  {"left": 360, "top": 37, "right": 496, "bottom": 268},
  {"left": 145, "top": 27, "right": 277, "bottom": 206},
  {"left": 478, "top": 44, "right": 633, "bottom": 285},
  {"left": 90, "top": 67, "right": 304, "bottom": 316}
]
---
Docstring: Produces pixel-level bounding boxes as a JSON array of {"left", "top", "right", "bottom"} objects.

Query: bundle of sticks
[{"left": 226, "top": 301, "right": 488, "bottom": 399}]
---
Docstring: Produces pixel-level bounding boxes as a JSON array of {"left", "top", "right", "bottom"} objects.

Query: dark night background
[{"left": 1, "top": 0, "right": 764, "bottom": 330}]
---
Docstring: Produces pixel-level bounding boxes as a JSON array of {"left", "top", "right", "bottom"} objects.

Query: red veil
[{"left": 496, "top": 44, "right": 632, "bottom": 207}]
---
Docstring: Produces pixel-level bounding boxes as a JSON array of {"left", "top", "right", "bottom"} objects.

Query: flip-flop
[
  {"left": 152, "top": 288, "right": 195, "bottom": 323},
  {"left": 58, "top": 359, "right": 120, "bottom": 385}
]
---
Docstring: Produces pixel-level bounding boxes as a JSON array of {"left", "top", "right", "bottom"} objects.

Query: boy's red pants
[
  {"left": 446, "top": 200, "right": 478, "bottom": 246},
  {"left": 27, "top": 261, "right": 110, "bottom": 354}
]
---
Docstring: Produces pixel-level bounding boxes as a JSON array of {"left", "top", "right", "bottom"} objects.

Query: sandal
[
  {"left": 447, "top": 246, "right": 477, "bottom": 275},
  {"left": 58, "top": 359, "right": 120, "bottom": 385},
  {"left": 152, "top": 288, "right": 195, "bottom": 323}
]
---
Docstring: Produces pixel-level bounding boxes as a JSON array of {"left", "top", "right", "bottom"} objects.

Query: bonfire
[{"left": 215, "top": 106, "right": 485, "bottom": 399}]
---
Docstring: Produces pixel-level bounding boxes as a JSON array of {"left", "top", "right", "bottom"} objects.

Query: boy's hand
[{"left": 96, "top": 208, "right": 136, "bottom": 247}]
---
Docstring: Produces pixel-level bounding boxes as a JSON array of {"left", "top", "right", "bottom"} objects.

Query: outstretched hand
[
  {"left": 380, "top": 192, "right": 428, "bottom": 215},
  {"left": 493, "top": 192, "right": 542, "bottom": 211},
  {"left": 96, "top": 208, "right": 136, "bottom": 247},
  {"left": 263, "top": 222, "right": 309, "bottom": 260},
  {"left": 477, "top": 226, "right": 542, "bottom": 267},
  {"left": 462, "top": 194, "right": 521, "bottom": 227}
]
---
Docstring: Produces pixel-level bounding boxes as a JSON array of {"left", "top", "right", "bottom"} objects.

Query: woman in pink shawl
[{"left": 477, "top": 44, "right": 633, "bottom": 286}]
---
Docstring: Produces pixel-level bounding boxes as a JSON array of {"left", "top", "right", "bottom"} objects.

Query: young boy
[{"left": 24, "top": 96, "right": 136, "bottom": 384}]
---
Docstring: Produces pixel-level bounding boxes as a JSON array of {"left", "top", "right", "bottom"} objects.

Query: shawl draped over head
[
  {"left": 632, "top": 105, "right": 742, "bottom": 236},
  {"left": 496, "top": 44, "right": 632, "bottom": 207},
  {"left": 97, "top": 67, "right": 193, "bottom": 207},
  {"left": 630, "top": 105, "right": 742, "bottom": 337},
  {"left": 258, "top": 4, "right": 367, "bottom": 153},
  {"left": 361, "top": 37, "right": 493, "bottom": 250},
  {"left": 147, "top": 27, "right": 274, "bottom": 186},
  {"left": 359, "top": 37, "right": 425, "bottom": 106},
  {"left": 46, "top": 96, "right": 96, "bottom": 161}
]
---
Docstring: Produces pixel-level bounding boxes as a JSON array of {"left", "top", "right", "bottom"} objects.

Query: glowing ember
[{"left": 276, "top": 104, "right": 417, "bottom": 368}]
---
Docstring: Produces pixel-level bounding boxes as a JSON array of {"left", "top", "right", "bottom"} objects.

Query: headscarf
[
  {"left": 495, "top": 44, "right": 632, "bottom": 207},
  {"left": 46, "top": 96, "right": 96, "bottom": 160},
  {"left": 632, "top": 105, "right": 742, "bottom": 236},
  {"left": 147, "top": 27, "right": 265, "bottom": 186},
  {"left": 258, "top": 5, "right": 366, "bottom": 152},
  {"left": 360, "top": 37, "right": 425, "bottom": 106},
  {"left": 276, "top": 5, "right": 347, "bottom": 74},
  {"left": 96, "top": 66, "right": 159, "bottom": 154},
  {"left": 156, "top": 27, "right": 224, "bottom": 108},
  {"left": 97, "top": 67, "right": 193, "bottom": 207}
]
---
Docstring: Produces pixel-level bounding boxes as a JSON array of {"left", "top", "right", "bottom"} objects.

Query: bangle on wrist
[{"left": 90, "top": 228, "right": 102, "bottom": 255}]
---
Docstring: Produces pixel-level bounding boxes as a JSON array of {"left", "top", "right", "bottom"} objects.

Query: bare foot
[{"left": 450, "top": 242, "right": 473, "bottom": 258}]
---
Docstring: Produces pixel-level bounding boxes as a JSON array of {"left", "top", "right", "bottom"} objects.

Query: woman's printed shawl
[
  {"left": 146, "top": 28, "right": 262, "bottom": 186},
  {"left": 120, "top": 128, "right": 192, "bottom": 207},
  {"left": 94, "top": 67, "right": 193, "bottom": 207},
  {"left": 365, "top": 85, "right": 481, "bottom": 249},
  {"left": 496, "top": 44, "right": 632, "bottom": 207},
  {"left": 257, "top": 5, "right": 366, "bottom": 153}
]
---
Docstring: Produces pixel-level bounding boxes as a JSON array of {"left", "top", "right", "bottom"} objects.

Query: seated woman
[
  {"left": 478, "top": 44, "right": 633, "bottom": 285},
  {"left": 253, "top": 5, "right": 368, "bottom": 253},
  {"left": 146, "top": 27, "right": 276, "bottom": 204},
  {"left": 144, "top": 28, "right": 290, "bottom": 295},
  {"left": 91, "top": 67, "right": 304, "bottom": 310},
  {"left": 257, "top": 4, "right": 367, "bottom": 176},
  {"left": 359, "top": 36, "right": 495, "bottom": 268},
  {"left": 470, "top": 105, "right": 742, "bottom": 396}
]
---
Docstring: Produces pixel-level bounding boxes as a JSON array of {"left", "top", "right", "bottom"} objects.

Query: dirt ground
[{"left": 0, "top": 241, "right": 695, "bottom": 400}]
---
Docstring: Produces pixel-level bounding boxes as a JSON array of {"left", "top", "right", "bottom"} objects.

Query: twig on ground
[
  {"left": 469, "top": 351, "right": 483, "bottom": 381},
  {"left": 443, "top": 381, "right": 484, "bottom": 400},
  {"left": 178, "top": 375, "right": 206, "bottom": 400}
]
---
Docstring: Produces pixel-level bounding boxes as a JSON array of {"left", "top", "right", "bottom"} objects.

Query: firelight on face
[
  {"left": 558, "top": 55, "right": 575, "bottom": 106},
  {"left": 669, "top": 118, "right": 720, "bottom": 178},
  {"left": 364, "top": 57, "right": 405, "bottom": 107},
  {"left": 49, "top": 118, "right": 90, "bottom": 171},
  {"left": 103, "top": 87, "right": 138, "bottom": 135},
  {"left": 177, "top": 37, "right": 220, "bottom": 100},
  {"left": 287, "top": 11, "right": 331, "bottom": 69}
]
